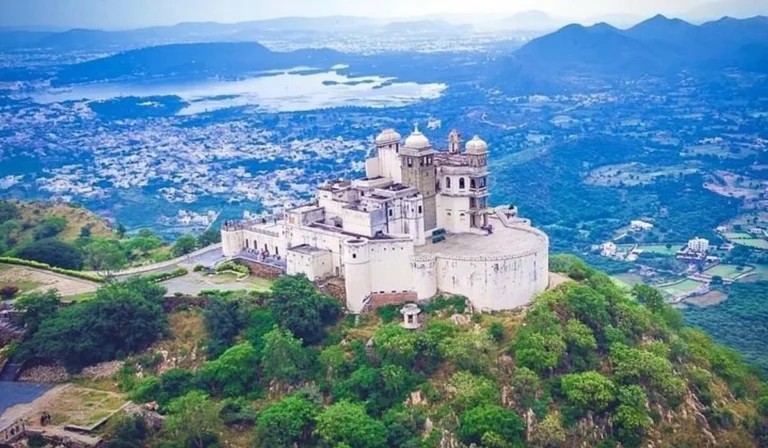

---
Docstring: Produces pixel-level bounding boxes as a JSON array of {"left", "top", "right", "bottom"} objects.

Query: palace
[{"left": 222, "top": 127, "right": 549, "bottom": 313}]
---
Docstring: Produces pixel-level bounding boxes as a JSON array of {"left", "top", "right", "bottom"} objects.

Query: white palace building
[{"left": 222, "top": 127, "right": 550, "bottom": 313}]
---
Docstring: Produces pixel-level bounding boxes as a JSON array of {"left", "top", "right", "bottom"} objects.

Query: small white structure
[
  {"left": 600, "top": 242, "right": 617, "bottom": 257},
  {"left": 687, "top": 237, "right": 710, "bottom": 253},
  {"left": 222, "top": 127, "right": 549, "bottom": 313},
  {"left": 631, "top": 220, "right": 654, "bottom": 231},
  {"left": 401, "top": 303, "right": 421, "bottom": 330}
]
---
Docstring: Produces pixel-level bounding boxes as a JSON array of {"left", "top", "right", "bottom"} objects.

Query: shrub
[
  {"left": 144, "top": 268, "right": 188, "bottom": 283},
  {"left": 458, "top": 404, "right": 525, "bottom": 446}
]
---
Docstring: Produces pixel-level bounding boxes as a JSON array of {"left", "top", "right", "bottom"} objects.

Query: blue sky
[{"left": 0, "top": 0, "right": 730, "bottom": 29}]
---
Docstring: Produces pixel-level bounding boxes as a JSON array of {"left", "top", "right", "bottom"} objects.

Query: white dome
[
  {"left": 466, "top": 135, "right": 488, "bottom": 154},
  {"left": 375, "top": 128, "right": 401, "bottom": 145},
  {"left": 405, "top": 126, "right": 431, "bottom": 149}
]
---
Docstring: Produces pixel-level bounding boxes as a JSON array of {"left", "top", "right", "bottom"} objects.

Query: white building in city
[
  {"left": 601, "top": 242, "right": 618, "bottom": 257},
  {"left": 222, "top": 127, "right": 550, "bottom": 313},
  {"left": 631, "top": 220, "right": 654, "bottom": 231},
  {"left": 687, "top": 237, "right": 710, "bottom": 253}
]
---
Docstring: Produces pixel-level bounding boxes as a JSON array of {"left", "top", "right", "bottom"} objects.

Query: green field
[
  {"left": 723, "top": 232, "right": 753, "bottom": 240},
  {"left": 660, "top": 279, "right": 706, "bottom": 298},
  {"left": 704, "top": 264, "right": 752, "bottom": 280},
  {"left": 638, "top": 244, "right": 684, "bottom": 256},
  {"left": 733, "top": 239, "right": 768, "bottom": 250}
]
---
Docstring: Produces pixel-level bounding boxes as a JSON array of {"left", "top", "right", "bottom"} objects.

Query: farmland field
[
  {"left": 704, "top": 264, "right": 752, "bottom": 280},
  {"left": 638, "top": 244, "right": 684, "bottom": 256},
  {"left": 733, "top": 239, "right": 768, "bottom": 250},
  {"left": 660, "top": 279, "right": 706, "bottom": 298},
  {"left": 723, "top": 232, "right": 754, "bottom": 240}
]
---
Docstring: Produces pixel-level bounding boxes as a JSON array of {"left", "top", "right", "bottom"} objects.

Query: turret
[{"left": 448, "top": 129, "right": 462, "bottom": 154}]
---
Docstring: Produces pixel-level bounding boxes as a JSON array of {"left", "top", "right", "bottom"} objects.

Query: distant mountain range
[
  {"left": 686, "top": 0, "right": 768, "bottom": 21},
  {"left": 511, "top": 15, "right": 768, "bottom": 76}
]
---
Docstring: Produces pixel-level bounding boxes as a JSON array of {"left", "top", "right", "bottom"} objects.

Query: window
[
  {"left": 470, "top": 178, "right": 476, "bottom": 189},
  {"left": 389, "top": 209, "right": 393, "bottom": 217},
  {"left": 446, "top": 177, "right": 451, "bottom": 188},
  {"left": 352, "top": 253, "right": 357, "bottom": 259},
  {"left": 418, "top": 205, "right": 423, "bottom": 214},
  {"left": 459, "top": 177, "right": 466, "bottom": 189},
  {"left": 407, "top": 158, "right": 413, "bottom": 167}
]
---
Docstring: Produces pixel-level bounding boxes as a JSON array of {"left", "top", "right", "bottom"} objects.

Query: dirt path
[{"left": 0, "top": 264, "right": 99, "bottom": 297}]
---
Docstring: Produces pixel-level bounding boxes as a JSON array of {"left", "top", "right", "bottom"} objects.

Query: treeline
[{"left": 684, "top": 282, "right": 768, "bottom": 372}]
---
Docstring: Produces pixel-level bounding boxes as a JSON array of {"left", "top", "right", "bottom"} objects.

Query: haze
[{"left": 0, "top": 0, "right": 738, "bottom": 29}]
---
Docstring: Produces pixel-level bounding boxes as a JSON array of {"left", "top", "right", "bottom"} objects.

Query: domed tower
[
  {"left": 448, "top": 129, "right": 462, "bottom": 154},
  {"left": 343, "top": 238, "right": 371, "bottom": 314},
  {"left": 465, "top": 135, "right": 488, "bottom": 167},
  {"left": 465, "top": 136, "right": 490, "bottom": 229},
  {"left": 374, "top": 128, "right": 403, "bottom": 182},
  {"left": 400, "top": 124, "right": 437, "bottom": 230}
]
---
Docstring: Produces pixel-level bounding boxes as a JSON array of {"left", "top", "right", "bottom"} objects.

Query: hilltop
[
  {"left": 511, "top": 15, "right": 768, "bottom": 76},
  {"left": 5, "top": 257, "right": 768, "bottom": 447}
]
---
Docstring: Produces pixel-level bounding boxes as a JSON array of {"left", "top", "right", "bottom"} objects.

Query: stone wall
[
  {"left": 316, "top": 278, "right": 346, "bottom": 304},
  {"left": 369, "top": 291, "right": 418, "bottom": 309},
  {"left": 234, "top": 258, "right": 284, "bottom": 280}
]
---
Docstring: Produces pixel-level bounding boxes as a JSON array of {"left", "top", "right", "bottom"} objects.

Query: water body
[
  {"left": 0, "top": 382, "right": 51, "bottom": 415},
  {"left": 26, "top": 68, "right": 446, "bottom": 115}
]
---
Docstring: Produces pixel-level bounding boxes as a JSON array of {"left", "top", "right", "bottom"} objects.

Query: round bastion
[{"left": 413, "top": 210, "right": 549, "bottom": 311}]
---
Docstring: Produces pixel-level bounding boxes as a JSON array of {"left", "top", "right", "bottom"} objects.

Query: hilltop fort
[{"left": 222, "top": 127, "right": 549, "bottom": 312}]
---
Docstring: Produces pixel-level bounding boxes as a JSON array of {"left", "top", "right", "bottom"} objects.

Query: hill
[
  {"left": 6, "top": 259, "right": 768, "bottom": 447},
  {"left": 511, "top": 15, "right": 768, "bottom": 76},
  {"left": 53, "top": 42, "right": 345, "bottom": 85}
]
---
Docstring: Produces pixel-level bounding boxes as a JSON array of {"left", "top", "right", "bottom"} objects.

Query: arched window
[
  {"left": 459, "top": 177, "right": 466, "bottom": 189},
  {"left": 470, "top": 178, "right": 476, "bottom": 189},
  {"left": 446, "top": 177, "right": 451, "bottom": 188}
]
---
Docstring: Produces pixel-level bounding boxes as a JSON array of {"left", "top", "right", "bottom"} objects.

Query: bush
[
  {"left": 0, "top": 256, "right": 104, "bottom": 282},
  {"left": 458, "top": 404, "right": 525, "bottom": 446},
  {"left": 14, "top": 238, "right": 84, "bottom": 270},
  {"left": 144, "top": 268, "right": 188, "bottom": 283},
  {"left": 488, "top": 322, "right": 504, "bottom": 343}
]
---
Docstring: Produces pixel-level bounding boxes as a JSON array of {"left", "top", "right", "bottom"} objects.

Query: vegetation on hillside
[
  {"left": 0, "top": 199, "right": 220, "bottom": 275},
  {"left": 12, "top": 259, "right": 767, "bottom": 447},
  {"left": 684, "top": 282, "right": 768, "bottom": 372}
]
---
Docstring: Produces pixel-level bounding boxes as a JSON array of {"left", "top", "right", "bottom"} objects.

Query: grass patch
[
  {"left": 723, "top": 232, "right": 753, "bottom": 240},
  {"left": 660, "top": 279, "right": 706, "bottom": 298},
  {"left": 704, "top": 264, "right": 752, "bottom": 280},
  {"left": 733, "top": 239, "right": 768, "bottom": 250},
  {"left": 248, "top": 276, "right": 274, "bottom": 292},
  {"left": 41, "top": 387, "right": 127, "bottom": 428},
  {"left": 63, "top": 292, "right": 97, "bottom": 303},
  {"left": 638, "top": 244, "right": 683, "bottom": 256}
]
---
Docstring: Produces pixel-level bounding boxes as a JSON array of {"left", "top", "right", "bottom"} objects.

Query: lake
[{"left": 26, "top": 68, "right": 447, "bottom": 115}]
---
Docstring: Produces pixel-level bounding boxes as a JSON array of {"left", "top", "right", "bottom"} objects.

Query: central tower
[{"left": 400, "top": 125, "right": 437, "bottom": 231}]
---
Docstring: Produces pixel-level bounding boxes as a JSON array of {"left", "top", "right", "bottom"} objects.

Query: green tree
[
  {"left": 15, "top": 238, "right": 84, "bottom": 270},
  {"left": 125, "top": 236, "right": 162, "bottom": 256},
  {"left": 261, "top": 328, "right": 307, "bottom": 384},
  {"left": 203, "top": 297, "right": 245, "bottom": 358},
  {"left": 614, "top": 385, "right": 652, "bottom": 447},
  {"left": 267, "top": 275, "right": 341, "bottom": 344},
  {"left": 449, "top": 371, "right": 500, "bottom": 412},
  {"left": 115, "top": 223, "right": 127, "bottom": 239},
  {"left": 632, "top": 284, "right": 665, "bottom": 314},
  {"left": 318, "top": 344, "right": 348, "bottom": 380},
  {"left": 23, "top": 278, "right": 167, "bottom": 370},
  {"left": 163, "top": 391, "right": 222, "bottom": 448},
  {"left": 13, "top": 289, "right": 61, "bottom": 334},
  {"left": 172, "top": 234, "right": 198, "bottom": 257},
  {"left": 531, "top": 412, "right": 567, "bottom": 448},
  {"left": 314, "top": 401, "right": 387, "bottom": 448},
  {"left": 440, "top": 330, "right": 495, "bottom": 373},
  {"left": 200, "top": 342, "right": 259, "bottom": 397},
  {"left": 197, "top": 229, "right": 221, "bottom": 247},
  {"left": 255, "top": 395, "right": 318, "bottom": 448},
  {"left": 514, "top": 326, "right": 566, "bottom": 374},
  {"left": 560, "top": 371, "right": 616, "bottom": 413},
  {"left": 0, "top": 200, "right": 20, "bottom": 223},
  {"left": 374, "top": 323, "right": 419, "bottom": 367},
  {"left": 488, "top": 321, "right": 505, "bottom": 343},
  {"left": 33, "top": 216, "right": 68, "bottom": 240},
  {"left": 84, "top": 238, "right": 127, "bottom": 275},
  {"left": 511, "top": 367, "right": 541, "bottom": 410},
  {"left": 458, "top": 404, "right": 525, "bottom": 446}
]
